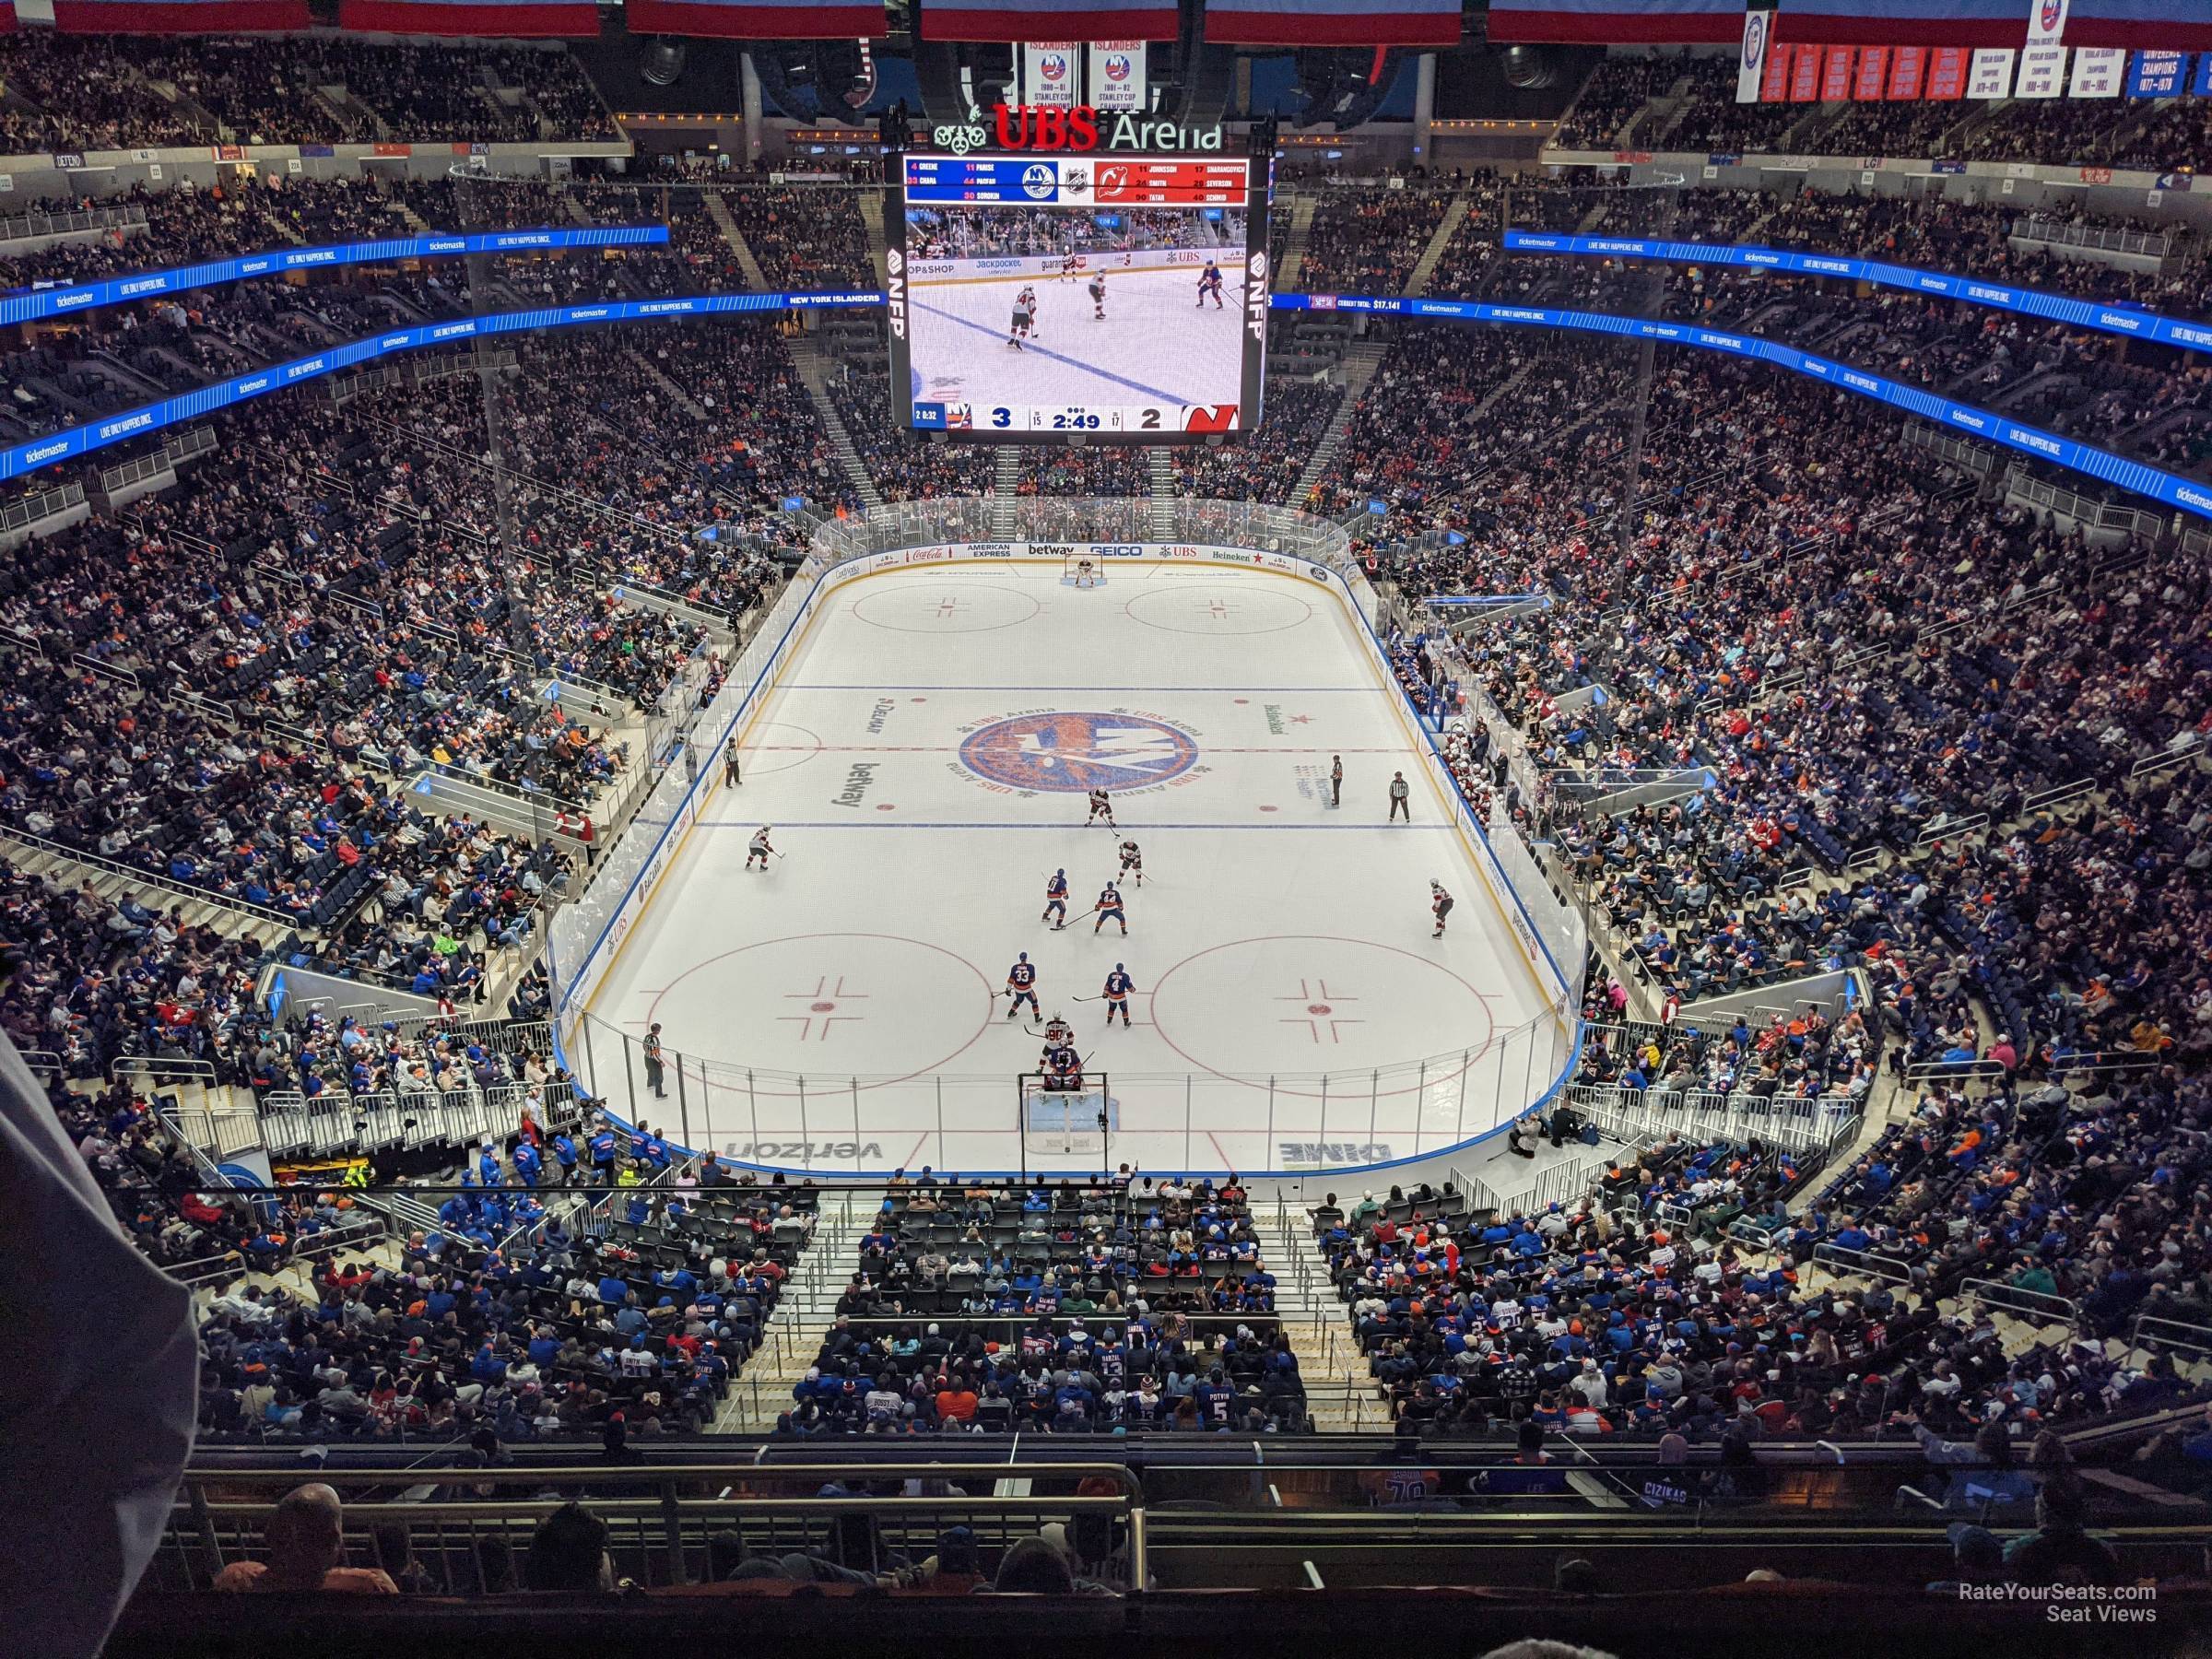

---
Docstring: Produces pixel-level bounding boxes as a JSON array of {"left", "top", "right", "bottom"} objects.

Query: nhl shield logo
[{"left": 959, "top": 712, "right": 1200, "bottom": 793}]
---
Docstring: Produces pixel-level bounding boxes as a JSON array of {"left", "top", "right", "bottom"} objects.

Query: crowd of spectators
[
  {"left": 795, "top": 1172, "right": 1305, "bottom": 1434},
  {"left": 191, "top": 1159, "right": 818, "bottom": 1441},
  {"left": 1298, "top": 184, "right": 1457, "bottom": 295},
  {"left": 1313, "top": 1127, "right": 2206, "bottom": 1453},
  {"left": 1555, "top": 55, "right": 1685, "bottom": 152},
  {"left": 0, "top": 32, "right": 615, "bottom": 151},
  {"left": 721, "top": 185, "right": 877, "bottom": 290}
]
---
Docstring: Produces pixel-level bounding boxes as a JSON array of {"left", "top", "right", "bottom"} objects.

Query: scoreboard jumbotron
[{"left": 888, "top": 150, "right": 1270, "bottom": 443}]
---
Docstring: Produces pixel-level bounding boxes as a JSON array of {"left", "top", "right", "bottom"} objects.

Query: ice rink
[
  {"left": 579, "top": 561, "right": 1570, "bottom": 1178},
  {"left": 909, "top": 259, "right": 1246, "bottom": 418}
]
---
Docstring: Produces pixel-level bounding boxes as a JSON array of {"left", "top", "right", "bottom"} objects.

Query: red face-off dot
[
  {"left": 1308, "top": 1004, "right": 1332, "bottom": 1016},
  {"left": 810, "top": 1001, "right": 837, "bottom": 1013}
]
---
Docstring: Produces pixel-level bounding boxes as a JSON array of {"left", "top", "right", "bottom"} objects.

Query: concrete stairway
[
  {"left": 702, "top": 191, "right": 771, "bottom": 288},
  {"left": 0, "top": 830, "right": 279, "bottom": 947},
  {"left": 624, "top": 343, "right": 708, "bottom": 421},
  {"left": 1147, "top": 448, "right": 1177, "bottom": 535},
  {"left": 786, "top": 335, "right": 886, "bottom": 512},
  {"left": 853, "top": 186, "right": 890, "bottom": 288},
  {"left": 1290, "top": 340, "right": 1388, "bottom": 504},
  {"left": 991, "top": 449, "right": 1022, "bottom": 536},
  {"left": 1275, "top": 193, "right": 1318, "bottom": 292},
  {"left": 1404, "top": 193, "right": 1470, "bottom": 298},
  {"left": 712, "top": 1197, "right": 874, "bottom": 1430}
]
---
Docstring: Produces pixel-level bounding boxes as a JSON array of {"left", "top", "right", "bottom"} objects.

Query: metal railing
[
  {"left": 156, "top": 1461, "right": 1146, "bottom": 1594},
  {"left": 1566, "top": 1081, "right": 1862, "bottom": 1159},
  {"left": 0, "top": 822, "right": 297, "bottom": 931},
  {"left": 0, "top": 480, "right": 86, "bottom": 534},
  {"left": 1961, "top": 1276, "right": 2080, "bottom": 1331}
]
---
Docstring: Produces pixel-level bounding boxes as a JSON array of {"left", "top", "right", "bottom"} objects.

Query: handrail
[
  {"left": 1960, "top": 1276, "right": 2080, "bottom": 1330},
  {"left": 0, "top": 821, "right": 298, "bottom": 930}
]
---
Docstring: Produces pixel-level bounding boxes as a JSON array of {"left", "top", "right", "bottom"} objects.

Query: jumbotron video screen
[{"left": 889, "top": 152, "right": 1269, "bottom": 440}]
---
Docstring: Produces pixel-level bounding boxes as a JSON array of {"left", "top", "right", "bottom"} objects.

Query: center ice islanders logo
[{"left": 960, "top": 712, "right": 1199, "bottom": 793}]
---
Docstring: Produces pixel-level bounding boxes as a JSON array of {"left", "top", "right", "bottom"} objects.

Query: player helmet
[
  {"left": 1430, "top": 878, "right": 1441, "bottom": 889},
  {"left": 1116, "top": 963, "right": 1124, "bottom": 972},
  {"left": 1018, "top": 951, "right": 1029, "bottom": 962}
]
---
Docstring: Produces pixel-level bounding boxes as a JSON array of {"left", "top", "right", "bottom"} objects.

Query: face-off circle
[
  {"left": 959, "top": 712, "right": 1200, "bottom": 793},
  {"left": 1150, "top": 934, "right": 1498, "bottom": 1097}
]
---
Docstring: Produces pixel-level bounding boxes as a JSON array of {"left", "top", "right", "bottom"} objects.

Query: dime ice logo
[{"left": 959, "top": 712, "right": 1199, "bottom": 793}]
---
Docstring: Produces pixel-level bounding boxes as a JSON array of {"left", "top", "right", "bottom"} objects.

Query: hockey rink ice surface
[
  {"left": 908, "top": 262, "right": 1246, "bottom": 414},
  {"left": 585, "top": 562, "right": 1565, "bottom": 1177}
]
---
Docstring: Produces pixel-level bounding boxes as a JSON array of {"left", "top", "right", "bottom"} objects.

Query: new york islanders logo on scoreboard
[{"left": 959, "top": 712, "right": 1199, "bottom": 793}]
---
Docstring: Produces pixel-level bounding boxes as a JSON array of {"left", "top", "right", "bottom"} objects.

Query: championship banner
[
  {"left": 2125, "top": 50, "right": 2189, "bottom": 97},
  {"left": 1887, "top": 43, "right": 1927, "bottom": 98},
  {"left": 1024, "top": 41, "right": 1080, "bottom": 106},
  {"left": 1760, "top": 40, "right": 1794, "bottom": 100},
  {"left": 1853, "top": 45, "right": 1889, "bottom": 99},
  {"left": 337, "top": 0, "right": 599, "bottom": 35},
  {"left": 1926, "top": 45, "right": 1970, "bottom": 96},
  {"left": 1789, "top": 44, "right": 1822, "bottom": 99},
  {"left": 2016, "top": 42, "right": 2067, "bottom": 96},
  {"left": 2067, "top": 46, "right": 2124, "bottom": 96},
  {"left": 1818, "top": 43, "right": 1856, "bottom": 100},
  {"left": 2028, "top": 0, "right": 2071, "bottom": 47},
  {"left": 1966, "top": 46, "right": 2017, "bottom": 97},
  {"left": 1736, "top": 0, "right": 1777, "bottom": 102},
  {"left": 1088, "top": 40, "right": 1147, "bottom": 110}
]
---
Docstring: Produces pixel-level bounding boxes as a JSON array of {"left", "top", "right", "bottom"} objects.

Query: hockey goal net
[
  {"left": 1019, "top": 1071, "right": 1110, "bottom": 1163},
  {"left": 1062, "top": 552, "right": 1104, "bottom": 588}
]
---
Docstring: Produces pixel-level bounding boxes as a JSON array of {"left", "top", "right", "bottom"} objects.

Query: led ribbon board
[
  {"left": 0, "top": 287, "right": 872, "bottom": 480},
  {"left": 1275, "top": 291, "right": 2212, "bottom": 523},
  {"left": 1501, "top": 230, "right": 2212, "bottom": 356},
  {"left": 8, "top": 283, "right": 2207, "bottom": 526},
  {"left": 0, "top": 225, "right": 671, "bottom": 328}
]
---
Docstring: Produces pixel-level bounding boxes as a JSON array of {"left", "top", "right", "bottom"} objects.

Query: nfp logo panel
[{"left": 959, "top": 712, "right": 1199, "bottom": 792}]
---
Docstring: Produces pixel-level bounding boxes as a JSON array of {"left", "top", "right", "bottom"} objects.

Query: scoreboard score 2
[{"left": 890, "top": 150, "right": 1270, "bottom": 445}]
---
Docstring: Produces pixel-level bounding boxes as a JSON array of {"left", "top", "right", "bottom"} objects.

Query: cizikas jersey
[
  {"left": 1046, "top": 875, "right": 1068, "bottom": 900},
  {"left": 1104, "top": 972, "right": 1135, "bottom": 1001},
  {"left": 1007, "top": 962, "right": 1038, "bottom": 990}
]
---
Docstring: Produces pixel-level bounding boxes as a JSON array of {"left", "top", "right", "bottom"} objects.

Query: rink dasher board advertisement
[{"left": 889, "top": 152, "right": 1270, "bottom": 442}]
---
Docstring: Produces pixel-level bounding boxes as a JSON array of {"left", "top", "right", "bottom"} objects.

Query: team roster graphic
[{"left": 892, "top": 153, "right": 1269, "bottom": 441}]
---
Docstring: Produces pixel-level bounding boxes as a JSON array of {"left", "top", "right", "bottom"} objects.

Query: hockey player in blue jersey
[
  {"left": 1092, "top": 881, "right": 1127, "bottom": 936},
  {"left": 1041, "top": 868, "right": 1069, "bottom": 929},
  {"left": 1102, "top": 964, "right": 1135, "bottom": 1027},
  {"left": 1006, "top": 951, "right": 1040, "bottom": 1020},
  {"left": 1196, "top": 261, "right": 1225, "bottom": 310}
]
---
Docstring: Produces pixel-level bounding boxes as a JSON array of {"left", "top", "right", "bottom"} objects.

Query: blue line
[{"left": 910, "top": 295, "right": 1202, "bottom": 408}]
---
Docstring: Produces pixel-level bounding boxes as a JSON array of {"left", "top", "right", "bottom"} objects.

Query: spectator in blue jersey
[
  {"left": 550, "top": 1131, "right": 578, "bottom": 1185},
  {"left": 588, "top": 1125, "right": 618, "bottom": 1185},
  {"left": 512, "top": 1138, "right": 542, "bottom": 1188}
]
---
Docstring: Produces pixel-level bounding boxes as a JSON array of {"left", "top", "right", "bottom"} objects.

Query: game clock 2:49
[{"left": 985, "top": 405, "right": 1171, "bottom": 432}]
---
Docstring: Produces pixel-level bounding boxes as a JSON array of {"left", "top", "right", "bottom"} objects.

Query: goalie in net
[{"left": 1062, "top": 553, "right": 1103, "bottom": 588}]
